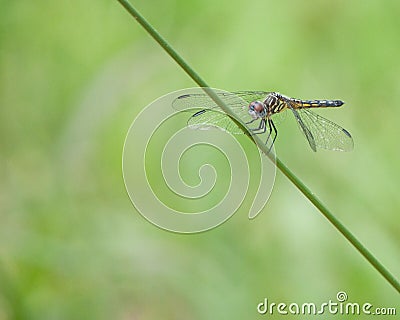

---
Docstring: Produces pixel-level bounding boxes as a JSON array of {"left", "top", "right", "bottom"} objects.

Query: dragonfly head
[{"left": 247, "top": 101, "right": 265, "bottom": 119}]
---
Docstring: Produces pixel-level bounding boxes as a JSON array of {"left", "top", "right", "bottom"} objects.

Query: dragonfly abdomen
[{"left": 293, "top": 99, "right": 344, "bottom": 108}]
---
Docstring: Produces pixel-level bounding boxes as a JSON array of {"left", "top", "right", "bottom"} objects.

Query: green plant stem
[{"left": 116, "top": 0, "right": 400, "bottom": 294}]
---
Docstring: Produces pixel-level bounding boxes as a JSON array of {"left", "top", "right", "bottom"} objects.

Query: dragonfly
[{"left": 173, "top": 91, "right": 354, "bottom": 152}]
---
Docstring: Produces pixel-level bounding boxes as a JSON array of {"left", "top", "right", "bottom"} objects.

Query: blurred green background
[{"left": 1, "top": 0, "right": 399, "bottom": 319}]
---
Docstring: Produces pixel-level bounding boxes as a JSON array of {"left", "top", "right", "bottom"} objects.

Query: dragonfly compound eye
[
  {"left": 248, "top": 101, "right": 264, "bottom": 119},
  {"left": 254, "top": 101, "right": 264, "bottom": 112}
]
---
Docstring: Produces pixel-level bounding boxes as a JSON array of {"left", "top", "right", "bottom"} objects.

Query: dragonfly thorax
[
  {"left": 248, "top": 100, "right": 267, "bottom": 119},
  {"left": 263, "top": 92, "right": 287, "bottom": 115}
]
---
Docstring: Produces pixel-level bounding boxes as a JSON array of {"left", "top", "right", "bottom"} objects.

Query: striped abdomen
[{"left": 292, "top": 98, "right": 344, "bottom": 109}]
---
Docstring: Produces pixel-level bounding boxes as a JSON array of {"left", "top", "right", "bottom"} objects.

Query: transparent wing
[
  {"left": 173, "top": 90, "right": 270, "bottom": 134},
  {"left": 291, "top": 108, "right": 354, "bottom": 152},
  {"left": 187, "top": 110, "right": 245, "bottom": 134},
  {"left": 173, "top": 91, "right": 270, "bottom": 111}
]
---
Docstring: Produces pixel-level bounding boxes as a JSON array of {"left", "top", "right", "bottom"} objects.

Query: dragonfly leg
[
  {"left": 260, "top": 119, "right": 267, "bottom": 133},
  {"left": 267, "top": 119, "right": 278, "bottom": 153},
  {"left": 268, "top": 119, "right": 278, "bottom": 150},
  {"left": 246, "top": 118, "right": 257, "bottom": 125},
  {"left": 251, "top": 119, "right": 266, "bottom": 133},
  {"left": 265, "top": 120, "right": 272, "bottom": 144}
]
